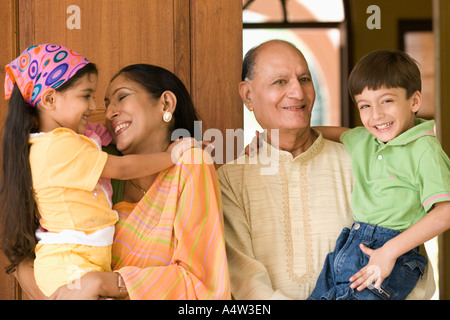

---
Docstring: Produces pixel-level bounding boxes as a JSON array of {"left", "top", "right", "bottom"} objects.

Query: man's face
[{"left": 242, "top": 42, "right": 316, "bottom": 133}]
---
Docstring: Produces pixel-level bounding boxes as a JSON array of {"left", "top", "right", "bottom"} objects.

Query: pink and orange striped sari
[{"left": 111, "top": 149, "right": 231, "bottom": 300}]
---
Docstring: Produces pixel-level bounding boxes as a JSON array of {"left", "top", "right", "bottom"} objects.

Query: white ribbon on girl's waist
[{"left": 35, "top": 225, "right": 114, "bottom": 247}]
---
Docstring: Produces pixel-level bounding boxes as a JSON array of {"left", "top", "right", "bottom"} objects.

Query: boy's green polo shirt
[{"left": 341, "top": 118, "right": 450, "bottom": 231}]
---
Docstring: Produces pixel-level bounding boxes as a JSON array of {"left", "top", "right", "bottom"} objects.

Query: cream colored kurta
[{"left": 218, "top": 130, "right": 435, "bottom": 300}]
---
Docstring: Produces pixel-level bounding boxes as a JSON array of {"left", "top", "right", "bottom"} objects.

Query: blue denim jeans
[{"left": 308, "top": 222, "right": 427, "bottom": 300}]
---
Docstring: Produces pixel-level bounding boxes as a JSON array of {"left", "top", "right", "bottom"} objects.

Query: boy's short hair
[{"left": 348, "top": 49, "right": 421, "bottom": 101}]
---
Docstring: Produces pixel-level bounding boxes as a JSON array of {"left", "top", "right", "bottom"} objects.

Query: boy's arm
[
  {"left": 314, "top": 126, "right": 350, "bottom": 142},
  {"left": 350, "top": 201, "right": 450, "bottom": 291}
]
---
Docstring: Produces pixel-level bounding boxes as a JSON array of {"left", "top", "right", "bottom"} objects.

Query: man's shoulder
[
  {"left": 321, "top": 138, "right": 350, "bottom": 157},
  {"left": 217, "top": 154, "right": 273, "bottom": 189},
  {"left": 316, "top": 139, "right": 353, "bottom": 172},
  {"left": 217, "top": 155, "right": 248, "bottom": 180}
]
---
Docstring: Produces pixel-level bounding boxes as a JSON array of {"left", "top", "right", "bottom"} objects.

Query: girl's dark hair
[
  {"left": 348, "top": 49, "right": 421, "bottom": 100},
  {"left": 111, "top": 64, "right": 200, "bottom": 138},
  {"left": 0, "top": 63, "right": 97, "bottom": 274}
]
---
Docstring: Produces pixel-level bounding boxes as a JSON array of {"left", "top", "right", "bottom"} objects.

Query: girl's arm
[
  {"left": 103, "top": 152, "right": 173, "bottom": 180},
  {"left": 314, "top": 126, "right": 349, "bottom": 143},
  {"left": 101, "top": 138, "right": 199, "bottom": 180},
  {"left": 350, "top": 201, "right": 450, "bottom": 290}
]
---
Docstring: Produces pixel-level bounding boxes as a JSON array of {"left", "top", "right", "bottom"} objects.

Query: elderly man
[{"left": 217, "top": 39, "right": 434, "bottom": 300}]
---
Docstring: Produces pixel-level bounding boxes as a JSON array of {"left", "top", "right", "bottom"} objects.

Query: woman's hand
[
  {"left": 48, "top": 272, "right": 103, "bottom": 300},
  {"left": 13, "top": 258, "right": 47, "bottom": 300},
  {"left": 48, "top": 272, "right": 129, "bottom": 300}
]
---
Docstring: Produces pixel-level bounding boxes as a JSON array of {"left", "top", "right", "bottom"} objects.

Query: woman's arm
[
  {"left": 14, "top": 257, "right": 128, "bottom": 300},
  {"left": 350, "top": 201, "right": 450, "bottom": 290},
  {"left": 13, "top": 258, "right": 47, "bottom": 300}
]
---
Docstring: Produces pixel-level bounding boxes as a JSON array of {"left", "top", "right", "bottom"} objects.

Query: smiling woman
[
  {"left": 7, "top": 62, "right": 231, "bottom": 300},
  {"left": 45, "top": 64, "right": 231, "bottom": 300}
]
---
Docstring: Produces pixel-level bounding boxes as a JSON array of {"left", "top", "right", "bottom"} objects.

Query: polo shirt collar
[{"left": 374, "top": 118, "right": 435, "bottom": 146}]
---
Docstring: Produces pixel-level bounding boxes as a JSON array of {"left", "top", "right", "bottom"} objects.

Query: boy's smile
[{"left": 354, "top": 86, "right": 422, "bottom": 143}]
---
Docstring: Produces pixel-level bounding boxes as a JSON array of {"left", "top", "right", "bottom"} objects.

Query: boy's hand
[{"left": 349, "top": 244, "right": 397, "bottom": 291}]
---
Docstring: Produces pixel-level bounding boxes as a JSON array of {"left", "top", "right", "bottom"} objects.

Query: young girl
[{"left": 0, "top": 44, "right": 197, "bottom": 297}]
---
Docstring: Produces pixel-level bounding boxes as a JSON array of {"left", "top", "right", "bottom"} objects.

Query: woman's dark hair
[
  {"left": 0, "top": 63, "right": 97, "bottom": 274},
  {"left": 111, "top": 64, "right": 200, "bottom": 138}
]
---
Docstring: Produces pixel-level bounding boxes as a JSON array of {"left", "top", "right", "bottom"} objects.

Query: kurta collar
[{"left": 261, "top": 129, "right": 324, "bottom": 162}]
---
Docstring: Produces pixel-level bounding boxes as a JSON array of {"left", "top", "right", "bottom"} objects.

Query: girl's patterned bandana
[{"left": 5, "top": 43, "right": 90, "bottom": 106}]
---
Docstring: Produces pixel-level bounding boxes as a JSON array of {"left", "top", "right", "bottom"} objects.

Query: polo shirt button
[
  {"left": 378, "top": 155, "right": 383, "bottom": 160},
  {"left": 354, "top": 223, "right": 360, "bottom": 230}
]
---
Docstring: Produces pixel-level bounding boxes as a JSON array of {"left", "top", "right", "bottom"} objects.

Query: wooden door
[
  {"left": 0, "top": 0, "right": 19, "bottom": 301},
  {"left": 17, "top": 0, "right": 192, "bottom": 123},
  {"left": 0, "top": 0, "right": 242, "bottom": 299}
]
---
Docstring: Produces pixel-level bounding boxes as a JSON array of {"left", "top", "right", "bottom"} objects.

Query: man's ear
[
  {"left": 239, "top": 81, "right": 253, "bottom": 111},
  {"left": 39, "top": 88, "right": 58, "bottom": 111},
  {"left": 410, "top": 90, "right": 422, "bottom": 114},
  {"left": 161, "top": 90, "right": 177, "bottom": 114}
]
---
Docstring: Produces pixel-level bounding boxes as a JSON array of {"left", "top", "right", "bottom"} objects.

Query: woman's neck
[
  {"left": 129, "top": 135, "right": 170, "bottom": 156},
  {"left": 123, "top": 175, "right": 158, "bottom": 203},
  {"left": 121, "top": 135, "right": 171, "bottom": 203}
]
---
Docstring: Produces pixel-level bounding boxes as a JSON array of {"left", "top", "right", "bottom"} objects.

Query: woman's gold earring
[{"left": 163, "top": 111, "right": 172, "bottom": 123}]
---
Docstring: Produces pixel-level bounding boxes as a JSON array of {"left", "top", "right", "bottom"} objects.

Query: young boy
[{"left": 309, "top": 49, "right": 450, "bottom": 300}]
